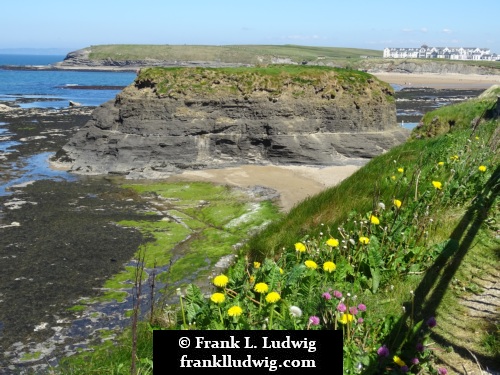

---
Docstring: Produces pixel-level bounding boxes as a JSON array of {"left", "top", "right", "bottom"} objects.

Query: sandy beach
[
  {"left": 372, "top": 72, "right": 500, "bottom": 89},
  {"left": 166, "top": 72, "right": 500, "bottom": 211}
]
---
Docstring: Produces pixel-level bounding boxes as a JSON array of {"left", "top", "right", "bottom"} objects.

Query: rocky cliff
[{"left": 55, "top": 66, "right": 409, "bottom": 178}]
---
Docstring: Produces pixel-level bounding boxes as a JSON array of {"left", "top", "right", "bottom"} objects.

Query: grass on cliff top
[
  {"left": 87, "top": 44, "right": 382, "bottom": 64},
  {"left": 134, "top": 64, "right": 391, "bottom": 99}
]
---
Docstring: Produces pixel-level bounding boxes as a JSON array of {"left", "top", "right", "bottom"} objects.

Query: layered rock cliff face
[{"left": 56, "top": 66, "right": 409, "bottom": 178}]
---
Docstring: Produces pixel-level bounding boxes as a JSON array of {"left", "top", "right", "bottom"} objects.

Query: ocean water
[
  {"left": 0, "top": 55, "right": 137, "bottom": 196},
  {"left": 0, "top": 54, "right": 137, "bottom": 107}
]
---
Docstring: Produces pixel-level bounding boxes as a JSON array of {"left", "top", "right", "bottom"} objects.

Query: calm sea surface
[{"left": 0, "top": 54, "right": 136, "bottom": 107}]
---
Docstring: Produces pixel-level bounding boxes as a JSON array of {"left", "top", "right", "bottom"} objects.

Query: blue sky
[{"left": 1, "top": 0, "right": 499, "bottom": 54}]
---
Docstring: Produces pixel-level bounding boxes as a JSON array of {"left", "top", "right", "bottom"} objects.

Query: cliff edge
[{"left": 55, "top": 65, "right": 410, "bottom": 178}]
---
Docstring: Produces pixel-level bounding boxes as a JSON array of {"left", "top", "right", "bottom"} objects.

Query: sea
[
  {"left": 0, "top": 54, "right": 136, "bottom": 108},
  {"left": 0, "top": 55, "right": 137, "bottom": 196}
]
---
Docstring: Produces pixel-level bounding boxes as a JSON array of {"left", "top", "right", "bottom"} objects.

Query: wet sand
[{"left": 166, "top": 164, "right": 364, "bottom": 212}]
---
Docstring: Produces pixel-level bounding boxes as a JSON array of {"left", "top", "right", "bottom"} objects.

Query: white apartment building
[{"left": 383, "top": 45, "right": 499, "bottom": 61}]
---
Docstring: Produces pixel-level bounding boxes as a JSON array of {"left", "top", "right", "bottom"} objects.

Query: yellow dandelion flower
[
  {"left": 450, "top": 155, "right": 459, "bottom": 161},
  {"left": 475, "top": 136, "right": 479, "bottom": 140},
  {"left": 279, "top": 268, "right": 284, "bottom": 275},
  {"left": 253, "top": 261, "right": 261, "bottom": 269},
  {"left": 393, "top": 356, "right": 406, "bottom": 367},
  {"left": 323, "top": 261, "right": 336, "bottom": 273},
  {"left": 249, "top": 275, "right": 255, "bottom": 284},
  {"left": 394, "top": 199, "right": 402, "bottom": 209},
  {"left": 294, "top": 242, "right": 306, "bottom": 252},
  {"left": 326, "top": 238, "right": 339, "bottom": 247},
  {"left": 254, "top": 282, "right": 269, "bottom": 294},
  {"left": 370, "top": 215, "right": 380, "bottom": 225},
  {"left": 478, "top": 165, "right": 487, "bottom": 172},
  {"left": 213, "top": 274, "right": 229, "bottom": 288},
  {"left": 438, "top": 161, "right": 444, "bottom": 166},
  {"left": 359, "top": 236, "right": 370, "bottom": 245},
  {"left": 432, "top": 181, "right": 442, "bottom": 190},
  {"left": 397, "top": 167, "right": 404, "bottom": 173},
  {"left": 227, "top": 305, "right": 243, "bottom": 317},
  {"left": 304, "top": 260, "right": 318, "bottom": 270},
  {"left": 339, "top": 313, "right": 354, "bottom": 324},
  {"left": 391, "top": 175, "right": 396, "bottom": 180},
  {"left": 210, "top": 292, "right": 225, "bottom": 304},
  {"left": 265, "top": 291, "right": 281, "bottom": 303}
]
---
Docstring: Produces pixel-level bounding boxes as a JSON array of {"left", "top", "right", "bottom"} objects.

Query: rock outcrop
[{"left": 55, "top": 66, "right": 409, "bottom": 178}]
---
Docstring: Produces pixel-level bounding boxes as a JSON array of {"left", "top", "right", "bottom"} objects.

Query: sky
[{"left": 1, "top": 0, "right": 499, "bottom": 55}]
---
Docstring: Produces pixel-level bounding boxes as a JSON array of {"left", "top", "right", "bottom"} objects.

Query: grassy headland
[
  {"left": 56, "top": 87, "right": 499, "bottom": 374},
  {"left": 87, "top": 44, "right": 382, "bottom": 65}
]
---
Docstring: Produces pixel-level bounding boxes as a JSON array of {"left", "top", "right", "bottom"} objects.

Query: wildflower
[
  {"left": 416, "top": 343, "right": 424, "bottom": 352},
  {"left": 289, "top": 305, "right": 302, "bottom": 318},
  {"left": 326, "top": 238, "right": 339, "bottom": 247},
  {"left": 411, "top": 358, "right": 419, "bottom": 365},
  {"left": 322, "top": 292, "right": 332, "bottom": 300},
  {"left": 305, "top": 260, "right": 318, "bottom": 270},
  {"left": 213, "top": 274, "right": 229, "bottom": 288},
  {"left": 227, "top": 305, "right": 243, "bottom": 317},
  {"left": 426, "top": 316, "right": 437, "bottom": 328},
  {"left": 323, "top": 261, "right": 336, "bottom": 273},
  {"left": 393, "top": 356, "right": 406, "bottom": 367},
  {"left": 349, "top": 306, "right": 358, "bottom": 315},
  {"left": 333, "top": 290, "right": 342, "bottom": 299},
  {"left": 357, "top": 317, "right": 364, "bottom": 324},
  {"left": 432, "top": 181, "right": 442, "bottom": 190},
  {"left": 359, "top": 236, "right": 370, "bottom": 245},
  {"left": 309, "top": 316, "right": 320, "bottom": 325},
  {"left": 394, "top": 199, "right": 402, "bottom": 209},
  {"left": 357, "top": 303, "right": 367, "bottom": 311},
  {"left": 370, "top": 215, "right": 380, "bottom": 225},
  {"left": 254, "top": 282, "right": 269, "bottom": 294},
  {"left": 478, "top": 165, "right": 487, "bottom": 172},
  {"left": 339, "top": 314, "right": 354, "bottom": 324},
  {"left": 210, "top": 292, "right": 225, "bottom": 304},
  {"left": 391, "top": 175, "right": 396, "bottom": 180},
  {"left": 438, "top": 368, "right": 448, "bottom": 375},
  {"left": 438, "top": 161, "right": 444, "bottom": 166},
  {"left": 378, "top": 202, "right": 386, "bottom": 210},
  {"left": 377, "top": 345, "right": 390, "bottom": 357},
  {"left": 265, "top": 292, "right": 281, "bottom": 303},
  {"left": 397, "top": 167, "right": 404, "bottom": 173},
  {"left": 450, "top": 155, "right": 459, "bottom": 161},
  {"left": 294, "top": 242, "right": 306, "bottom": 252},
  {"left": 279, "top": 268, "right": 284, "bottom": 274},
  {"left": 249, "top": 275, "right": 255, "bottom": 284},
  {"left": 253, "top": 261, "right": 261, "bottom": 269},
  {"left": 337, "top": 302, "right": 347, "bottom": 313},
  {"left": 401, "top": 365, "right": 409, "bottom": 373}
]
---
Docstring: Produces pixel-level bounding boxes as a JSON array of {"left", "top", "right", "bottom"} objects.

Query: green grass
[
  {"left": 134, "top": 64, "right": 392, "bottom": 103},
  {"left": 87, "top": 44, "right": 382, "bottom": 64}
]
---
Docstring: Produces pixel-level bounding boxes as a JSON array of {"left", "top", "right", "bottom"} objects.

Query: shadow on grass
[{"left": 363, "top": 165, "right": 499, "bottom": 374}]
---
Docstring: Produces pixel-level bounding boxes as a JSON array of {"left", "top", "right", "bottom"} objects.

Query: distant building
[{"left": 383, "top": 45, "right": 499, "bottom": 61}]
